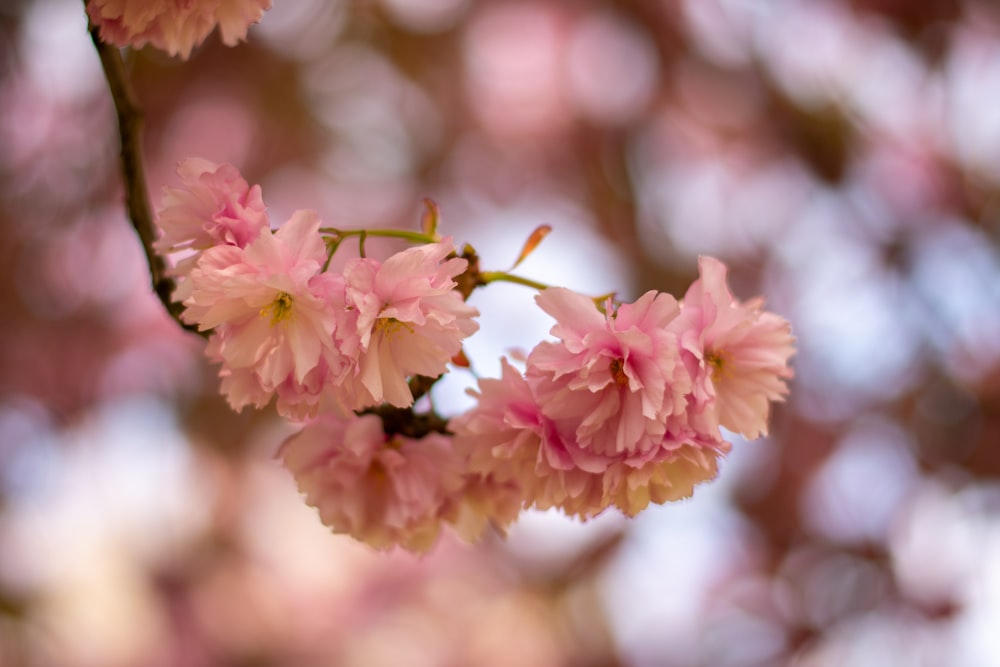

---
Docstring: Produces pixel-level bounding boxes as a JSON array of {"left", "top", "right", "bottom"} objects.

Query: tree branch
[{"left": 86, "top": 9, "right": 202, "bottom": 335}]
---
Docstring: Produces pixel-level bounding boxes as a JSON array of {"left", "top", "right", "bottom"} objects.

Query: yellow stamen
[
  {"left": 609, "top": 358, "right": 630, "bottom": 387},
  {"left": 706, "top": 351, "right": 726, "bottom": 381},
  {"left": 374, "top": 317, "right": 414, "bottom": 340},
  {"left": 261, "top": 291, "right": 294, "bottom": 326}
]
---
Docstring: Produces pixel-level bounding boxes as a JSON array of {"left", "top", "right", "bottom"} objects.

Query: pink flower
[
  {"left": 213, "top": 0, "right": 272, "bottom": 46},
  {"left": 204, "top": 334, "right": 270, "bottom": 410},
  {"left": 280, "top": 414, "right": 465, "bottom": 553},
  {"left": 342, "top": 240, "right": 479, "bottom": 409},
  {"left": 447, "top": 473, "right": 525, "bottom": 542},
  {"left": 154, "top": 158, "right": 269, "bottom": 295},
  {"left": 184, "top": 210, "right": 353, "bottom": 416},
  {"left": 451, "top": 359, "right": 726, "bottom": 519},
  {"left": 527, "top": 287, "right": 691, "bottom": 463},
  {"left": 673, "top": 256, "right": 795, "bottom": 439},
  {"left": 87, "top": 0, "right": 272, "bottom": 60},
  {"left": 156, "top": 158, "right": 268, "bottom": 253},
  {"left": 598, "top": 439, "right": 728, "bottom": 516},
  {"left": 208, "top": 339, "right": 353, "bottom": 419},
  {"left": 450, "top": 358, "right": 596, "bottom": 517}
]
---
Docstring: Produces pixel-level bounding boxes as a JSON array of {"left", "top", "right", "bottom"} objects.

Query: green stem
[
  {"left": 479, "top": 271, "right": 550, "bottom": 292},
  {"left": 319, "top": 227, "right": 440, "bottom": 271},
  {"left": 318, "top": 227, "right": 440, "bottom": 245},
  {"left": 479, "top": 271, "right": 616, "bottom": 307},
  {"left": 321, "top": 237, "right": 342, "bottom": 272}
]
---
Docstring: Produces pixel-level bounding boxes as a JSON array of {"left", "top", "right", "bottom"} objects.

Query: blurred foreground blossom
[
  {"left": 87, "top": 0, "right": 272, "bottom": 59},
  {"left": 280, "top": 413, "right": 464, "bottom": 553},
  {"left": 155, "top": 158, "right": 269, "bottom": 298}
]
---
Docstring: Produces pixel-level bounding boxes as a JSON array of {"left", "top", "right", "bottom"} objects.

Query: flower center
[
  {"left": 368, "top": 458, "right": 388, "bottom": 480},
  {"left": 705, "top": 350, "right": 726, "bottom": 381},
  {"left": 374, "top": 317, "right": 414, "bottom": 339},
  {"left": 261, "top": 291, "right": 294, "bottom": 326},
  {"left": 609, "top": 358, "right": 630, "bottom": 387}
]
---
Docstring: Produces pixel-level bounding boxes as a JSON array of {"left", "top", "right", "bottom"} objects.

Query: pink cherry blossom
[
  {"left": 451, "top": 358, "right": 727, "bottom": 519},
  {"left": 342, "top": 240, "right": 479, "bottom": 409},
  {"left": 87, "top": 0, "right": 272, "bottom": 60},
  {"left": 450, "top": 358, "right": 597, "bottom": 517},
  {"left": 280, "top": 414, "right": 465, "bottom": 553},
  {"left": 155, "top": 158, "right": 268, "bottom": 254},
  {"left": 447, "top": 472, "right": 525, "bottom": 542},
  {"left": 184, "top": 210, "right": 354, "bottom": 416},
  {"left": 527, "top": 287, "right": 692, "bottom": 463},
  {"left": 209, "top": 340, "right": 354, "bottom": 420},
  {"left": 154, "top": 158, "right": 269, "bottom": 297},
  {"left": 673, "top": 256, "right": 795, "bottom": 439},
  {"left": 601, "top": 436, "right": 730, "bottom": 516},
  {"left": 204, "top": 334, "right": 270, "bottom": 410}
]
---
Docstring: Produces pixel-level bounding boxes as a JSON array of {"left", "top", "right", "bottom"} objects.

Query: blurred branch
[{"left": 85, "top": 7, "right": 202, "bottom": 336}]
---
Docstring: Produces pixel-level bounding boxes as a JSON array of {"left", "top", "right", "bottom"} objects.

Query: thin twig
[{"left": 86, "top": 8, "right": 202, "bottom": 335}]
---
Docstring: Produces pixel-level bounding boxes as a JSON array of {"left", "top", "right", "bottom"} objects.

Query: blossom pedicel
[{"left": 154, "top": 159, "right": 796, "bottom": 553}]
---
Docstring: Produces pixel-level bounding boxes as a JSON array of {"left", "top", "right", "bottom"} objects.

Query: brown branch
[
  {"left": 365, "top": 403, "right": 451, "bottom": 439},
  {"left": 86, "top": 8, "right": 202, "bottom": 335}
]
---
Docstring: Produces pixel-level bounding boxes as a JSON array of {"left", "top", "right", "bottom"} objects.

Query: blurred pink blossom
[
  {"left": 451, "top": 357, "right": 610, "bottom": 518},
  {"left": 154, "top": 158, "right": 269, "bottom": 298},
  {"left": 280, "top": 413, "right": 465, "bottom": 553},
  {"left": 87, "top": 0, "right": 272, "bottom": 59},
  {"left": 155, "top": 158, "right": 268, "bottom": 254}
]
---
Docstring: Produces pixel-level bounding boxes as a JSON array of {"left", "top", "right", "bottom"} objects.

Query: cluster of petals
[
  {"left": 452, "top": 265, "right": 793, "bottom": 520},
  {"left": 670, "top": 256, "right": 796, "bottom": 440},
  {"left": 341, "top": 243, "right": 480, "bottom": 410},
  {"left": 154, "top": 158, "right": 794, "bottom": 551},
  {"left": 88, "top": 0, "right": 272, "bottom": 59},
  {"left": 155, "top": 158, "right": 269, "bottom": 301},
  {"left": 280, "top": 414, "right": 465, "bottom": 553},
  {"left": 155, "top": 160, "right": 479, "bottom": 423},
  {"left": 155, "top": 158, "right": 268, "bottom": 259},
  {"left": 528, "top": 288, "right": 692, "bottom": 464},
  {"left": 182, "top": 209, "right": 351, "bottom": 416}
]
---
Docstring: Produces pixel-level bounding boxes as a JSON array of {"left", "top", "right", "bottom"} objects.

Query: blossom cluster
[
  {"left": 87, "top": 0, "right": 272, "bottom": 59},
  {"left": 154, "top": 158, "right": 795, "bottom": 553},
  {"left": 156, "top": 159, "right": 478, "bottom": 419}
]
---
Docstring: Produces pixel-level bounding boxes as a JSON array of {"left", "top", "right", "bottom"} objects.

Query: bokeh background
[{"left": 3, "top": 0, "right": 1000, "bottom": 665}]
